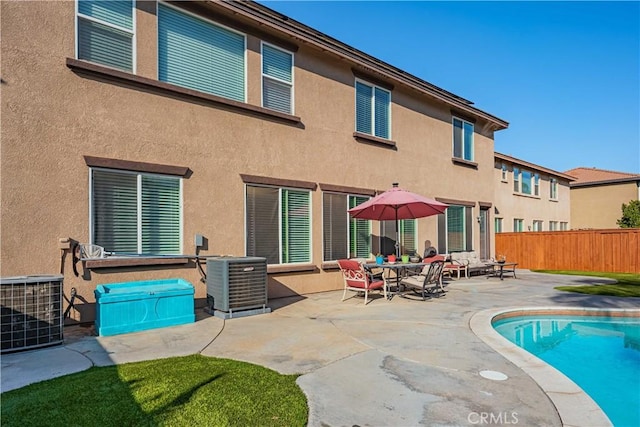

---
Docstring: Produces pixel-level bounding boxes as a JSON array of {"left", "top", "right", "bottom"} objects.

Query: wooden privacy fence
[{"left": 495, "top": 229, "right": 640, "bottom": 273}]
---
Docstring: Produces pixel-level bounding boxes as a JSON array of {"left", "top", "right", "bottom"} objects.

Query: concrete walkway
[{"left": 2, "top": 271, "right": 638, "bottom": 426}]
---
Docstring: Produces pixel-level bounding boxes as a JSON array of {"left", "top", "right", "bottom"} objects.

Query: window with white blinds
[
  {"left": 355, "top": 80, "right": 390, "bottom": 139},
  {"left": 452, "top": 117, "right": 474, "bottom": 161},
  {"left": 349, "top": 196, "right": 371, "bottom": 259},
  {"left": 379, "top": 219, "right": 416, "bottom": 255},
  {"left": 158, "top": 3, "right": 245, "bottom": 102},
  {"left": 447, "top": 206, "right": 466, "bottom": 252},
  {"left": 91, "top": 169, "right": 182, "bottom": 255},
  {"left": 262, "top": 43, "right": 293, "bottom": 114},
  {"left": 322, "top": 193, "right": 371, "bottom": 261},
  {"left": 77, "top": 0, "right": 134, "bottom": 72},
  {"left": 399, "top": 219, "right": 417, "bottom": 254},
  {"left": 246, "top": 185, "right": 311, "bottom": 264},
  {"left": 437, "top": 205, "right": 472, "bottom": 253}
]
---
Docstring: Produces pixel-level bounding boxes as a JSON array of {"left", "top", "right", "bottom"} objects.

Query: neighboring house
[
  {"left": 494, "top": 153, "right": 573, "bottom": 236},
  {"left": 1, "top": 0, "right": 507, "bottom": 322},
  {"left": 565, "top": 167, "right": 640, "bottom": 229}
]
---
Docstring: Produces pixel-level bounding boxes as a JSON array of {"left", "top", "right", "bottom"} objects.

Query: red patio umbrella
[{"left": 348, "top": 183, "right": 448, "bottom": 256}]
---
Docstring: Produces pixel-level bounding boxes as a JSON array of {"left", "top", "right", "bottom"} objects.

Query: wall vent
[{"left": 206, "top": 257, "right": 270, "bottom": 319}]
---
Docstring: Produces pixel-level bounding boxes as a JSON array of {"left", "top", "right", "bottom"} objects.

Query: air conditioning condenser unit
[{"left": 206, "top": 257, "right": 270, "bottom": 319}]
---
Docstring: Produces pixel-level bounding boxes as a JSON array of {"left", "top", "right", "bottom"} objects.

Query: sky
[{"left": 259, "top": 1, "right": 640, "bottom": 174}]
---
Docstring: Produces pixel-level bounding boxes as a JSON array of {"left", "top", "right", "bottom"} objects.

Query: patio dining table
[{"left": 363, "top": 261, "right": 428, "bottom": 299}]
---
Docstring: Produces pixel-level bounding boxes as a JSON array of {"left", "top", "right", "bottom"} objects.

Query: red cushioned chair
[{"left": 337, "top": 259, "right": 387, "bottom": 305}]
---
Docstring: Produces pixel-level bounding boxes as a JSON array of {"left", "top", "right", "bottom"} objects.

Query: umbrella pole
[{"left": 395, "top": 210, "right": 400, "bottom": 257}]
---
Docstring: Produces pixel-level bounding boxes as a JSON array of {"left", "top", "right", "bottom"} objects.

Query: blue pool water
[{"left": 493, "top": 315, "right": 640, "bottom": 427}]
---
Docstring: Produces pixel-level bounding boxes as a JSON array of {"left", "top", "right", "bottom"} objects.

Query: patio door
[{"left": 479, "top": 207, "right": 490, "bottom": 260}]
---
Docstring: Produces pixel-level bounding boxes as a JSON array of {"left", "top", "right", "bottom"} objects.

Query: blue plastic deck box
[{"left": 94, "top": 279, "right": 195, "bottom": 336}]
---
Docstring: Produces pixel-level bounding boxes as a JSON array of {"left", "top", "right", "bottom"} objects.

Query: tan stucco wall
[
  {"left": 1, "top": 1, "right": 500, "bottom": 322},
  {"left": 570, "top": 182, "right": 640, "bottom": 229},
  {"left": 493, "top": 161, "right": 571, "bottom": 231}
]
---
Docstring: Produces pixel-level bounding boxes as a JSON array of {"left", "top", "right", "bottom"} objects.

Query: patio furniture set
[
  {"left": 341, "top": 183, "right": 517, "bottom": 305},
  {"left": 338, "top": 258, "right": 446, "bottom": 304},
  {"left": 338, "top": 255, "right": 518, "bottom": 305}
]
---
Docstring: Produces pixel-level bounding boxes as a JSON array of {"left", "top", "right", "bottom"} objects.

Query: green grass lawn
[
  {"left": 1, "top": 354, "right": 308, "bottom": 427},
  {"left": 534, "top": 270, "right": 640, "bottom": 297}
]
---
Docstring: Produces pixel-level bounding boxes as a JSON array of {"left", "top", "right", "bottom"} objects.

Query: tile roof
[{"left": 564, "top": 167, "right": 640, "bottom": 186}]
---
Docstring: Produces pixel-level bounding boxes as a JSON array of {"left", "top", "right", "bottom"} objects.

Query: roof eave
[
  {"left": 215, "top": 0, "right": 509, "bottom": 131},
  {"left": 570, "top": 177, "right": 640, "bottom": 187},
  {"left": 495, "top": 152, "right": 576, "bottom": 181}
]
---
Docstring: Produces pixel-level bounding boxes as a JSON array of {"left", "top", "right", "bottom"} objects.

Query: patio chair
[
  {"left": 399, "top": 260, "right": 445, "bottom": 300},
  {"left": 337, "top": 259, "right": 387, "bottom": 305}
]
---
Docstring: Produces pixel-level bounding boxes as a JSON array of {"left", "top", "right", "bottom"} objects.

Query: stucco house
[
  {"left": 1, "top": 0, "right": 508, "bottom": 322},
  {"left": 565, "top": 167, "right": 640, "bottom": 229},
  {"left": 493, "top": 152, "right": 573, "bottom": 236}
]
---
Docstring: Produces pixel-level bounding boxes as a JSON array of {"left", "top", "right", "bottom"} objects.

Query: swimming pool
[{"left": 493, "top": 312, "right": 640, "bottom": 427}]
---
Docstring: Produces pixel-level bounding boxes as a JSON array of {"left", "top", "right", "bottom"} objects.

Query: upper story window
[
  {"left": 355, "top": 80, "right": 391, "bottom": 139},
  {"left": 550, "top": 178, "right": 558, "bottom": 200},
  {"left": 262, "top": 43, "right": 294, "bottom": 114},
  {"left": 513, "top": 168, "right": 540, "bottom": 196},
  {"left": 77, "top": 0, "right": 134, "bottom": 72},
  {"left": 322, "top": 193, "right": 371, "bottom": 261},
  {"left": 90, "top": 168, "right": 182, "bottom": 255},
  {"left": 501, "top": 163, "right": 508, "bottom": 181},
  {"left": 452, "top": 117, "right": 474, "bottom": 161},
  {"left": 158, "top": 3, "right": 245, "bottom": 102},
  {"left": 246, "top": 185, "right": 311, "bottom": 265}
]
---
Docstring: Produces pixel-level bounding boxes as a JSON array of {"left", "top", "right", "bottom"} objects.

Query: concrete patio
[{"left": 2, "top": 270, "right": 638, "bottom": 426}]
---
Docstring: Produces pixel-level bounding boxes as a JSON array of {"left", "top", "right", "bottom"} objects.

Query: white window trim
[
  {"left": 278, "top": 186, "right": 312, "bottom": 265},
  {"left": 89, "top": 167, "right": 184, "bottom": 254},
  {"left": 549, "top": 178, "right": 559, "bottom": 200},
  {"left": 260, "top": 41, "right": 295, "bottom": 115},
  {"left": 244, "top": 183, "right": 312, "bottom": 265},
  {"left": 399, "top": 218, "right": 418, "bottom": 254},
  {"left": 76, "top": 0, "right": 137, "bottom": 73},
  {"left": 512, "top": 168, "right": 541, "bottom": 198},
  {"left": 156, "top": 1, "right": 248, "bottom": 103},
  {"left": 501, "top": 163, "right": 508, "bottom": 182},
  {"left": 513, "top": 218, "right": 524, "bottom": 232},
  {"left": 495, "top": 217, "right": 503, "bottom": 233},
  {"left": 321, "top": 192, "right": 372, "bottom": 262},
  {"left": 445, "top": 205, "right": 468, "bottom": 252},
  {"left": 452, "top": 116, "right": 474, "bottom": 161},
  {"left": 354, "top": 78, "right": 392, "bottom": 139}
]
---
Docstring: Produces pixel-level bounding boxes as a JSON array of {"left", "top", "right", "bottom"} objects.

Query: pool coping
[{"left": 470, "top": 306, "right": 640, "bottom": 427}]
